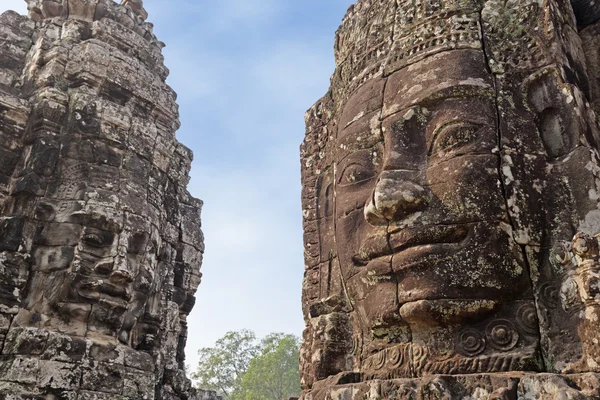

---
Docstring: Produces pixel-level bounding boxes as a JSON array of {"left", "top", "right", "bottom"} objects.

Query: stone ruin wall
[
  {"left": 300, "top": 0, "right": 600, "bottom": 399},
  {"left": 0, "top": 1, "right": 219, "bottom": 399}
]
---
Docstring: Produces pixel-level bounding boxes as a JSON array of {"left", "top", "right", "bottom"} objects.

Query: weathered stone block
[
  {"left": 37, "top": 360, "right": 81, "bottom": 390},
  {"left": 81, "top": 362, "right": 125, "bottom": 394},
  {"left": 3, "top": 328, "right": 48, "bottom": 356},
  {"left": 0, "top": 357, "right": 40, "bottom": 384},
  {"left": 42, "top": 332, "right": 87, "bottom": 362}
]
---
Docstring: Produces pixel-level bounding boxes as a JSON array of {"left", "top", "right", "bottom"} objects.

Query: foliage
[
  {"left": 192, "top": 329, "right": 259, "bottom": 397},
  {"left": 194, "top": 330, "right": 301, "bottom": 400},
  {"left": 234, "top": 333, "right": 301, "bottom": 400}
]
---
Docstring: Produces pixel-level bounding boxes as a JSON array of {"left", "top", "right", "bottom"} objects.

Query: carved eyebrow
[
  {"left": 417, "top": 85, "right": 494, "bottom": 108},
  {"left": 427, "top": 121, "right": 484, "bottom": 155},
  {"left": 335, "top": 141, "right": 383, "bottom": 166},
  {"left": 384, "top": 84, "right": 495, "bottom": 122}
]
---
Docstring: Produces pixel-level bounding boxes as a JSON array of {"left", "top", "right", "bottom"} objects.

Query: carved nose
[
  {"left": 364, "top": 176, "right": 429, "bottom": 225},
  {"left": 109, "top": 269, "right": 133, "bottom": 284},
  {"left": 109, "top": 256, "right": 134, "bottom": 284}
]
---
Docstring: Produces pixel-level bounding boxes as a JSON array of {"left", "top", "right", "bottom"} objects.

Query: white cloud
[
  {"left": 207, "top": 0, "right": 284, "bottom": 31},
  {"left": 162, "top": 46, "right": 228, "bottom": 102}
]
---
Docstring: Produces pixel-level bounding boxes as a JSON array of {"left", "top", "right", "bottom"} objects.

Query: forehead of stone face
[
  {"left": 50, "top": 196, "right": 124, "bottom": 234},
  {"left": 337, "top": 79, "right": 386, "bottom": 152},
  {"left": 383, "top": 49, "right": 494, "bottom": 119}
]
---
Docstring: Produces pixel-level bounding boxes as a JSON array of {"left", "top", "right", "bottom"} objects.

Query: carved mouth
[
  {"left": 353, "top": 224, "right": 471, "bottom": 266},
  {"left": 77, "top": 279, "right": 131, "bottom": 306}
]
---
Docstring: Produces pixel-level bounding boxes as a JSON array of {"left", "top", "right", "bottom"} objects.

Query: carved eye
[
  {"left": 338, "top": 163, "right": 375, "bottom": 186},
  {"left": 81, "top": 230, "right": 114, "bottom": 248},
  {"left": 431, "top": 122, "right": 482, "bottom": 154},
  {"left": 82, "top": 234, "right": 105, "bottom": 247}
]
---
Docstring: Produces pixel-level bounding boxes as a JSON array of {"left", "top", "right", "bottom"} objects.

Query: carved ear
[{"left": 525, "top": 71, "right": 581, "bottom": 159}]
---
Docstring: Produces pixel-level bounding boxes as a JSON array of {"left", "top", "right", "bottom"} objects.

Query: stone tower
[
  {"left": 0, "top": 1, "right": 218, "bottom": 399},
  {"left": 300, "top": 0, "right": 600, "bottom": 398}
]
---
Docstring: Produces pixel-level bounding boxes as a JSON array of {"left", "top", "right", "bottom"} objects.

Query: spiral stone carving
[
  {"left": 373, "top": 350, "right": 386, "bottom": 370},
  {"left": 486, "top": 320, "right": 519, "bottom": 351},
  {"left": 550, "top": 242, "right": 572, "bottom": 267},
  {"left": 363, "top": 356, "right": 373, "bottom": 370},
  {"left": 457, "top": 328, "right": 486, "bottom": 357},
  {"left": 560, "top": 278, "right": 582, "bottom": 312},
  {"left": 516, "top": 303, "right": 540, "bottom": 335},
  {"left": 412, "top": 343, "right": 430, "bottom": 372},
  {"left": 539, "top": 282, "right": 561, "bottom": 309},
  {"left": 388, "top": 346, "right": 404, "bottom": 367}
]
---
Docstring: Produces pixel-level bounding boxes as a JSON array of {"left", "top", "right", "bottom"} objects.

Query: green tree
[
  {"left": 193, "top": 329, "right": 259, "bottom": 397},
  {"left": 234, "top": 333, "right": 301, "bottom": 400}
]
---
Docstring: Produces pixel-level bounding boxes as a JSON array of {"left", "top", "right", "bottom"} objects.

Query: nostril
[
  {"left": 94, "top": 260, "right": 114, "bottom": 275},
  {"left": 365, "top": 194, "right": 387, "bottom": 225}
]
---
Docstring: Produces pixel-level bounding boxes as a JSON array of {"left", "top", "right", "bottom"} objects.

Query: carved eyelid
[
  {"left": 428, "top": 121, "right": 483, "bottom": 155},
  {"left": 82, "top": 233, "right": 105, "bottom": 247},
  {"left": 81, "top": 228, "right": 113, "bottom": 248},
  {"left": 337, "top": 162, "right": 376, "bottom": 186}
]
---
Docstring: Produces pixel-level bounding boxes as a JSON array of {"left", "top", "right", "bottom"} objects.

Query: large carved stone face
[
  {"left": 338, "top": 49, "right": 527, "bottom": 318},
  {"left": 314, "top": 49, "right": 539, "bottom": 375},
  {"left": 302, "top": 2, "right": 600, "bottom": 384},
  {"left": 301, "top": 0, "right": 600, "bottom": 393}
]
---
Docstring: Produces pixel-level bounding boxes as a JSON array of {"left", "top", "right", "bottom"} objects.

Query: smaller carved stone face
[
  {"left": 15, "top": 133, "right": 165, "bottom": 345},
  {"left": 68, "top": 216, "right": 158, "bottom": 341},
  {"left": 67, "top": 216, "right": 156, "bottom": 309}
]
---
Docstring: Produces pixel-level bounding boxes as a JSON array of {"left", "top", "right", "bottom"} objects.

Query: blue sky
[{"left": 1, "top": 0, "right": 354, "bottom": 371}]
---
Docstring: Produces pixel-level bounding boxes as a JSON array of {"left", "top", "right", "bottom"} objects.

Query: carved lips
[
  {"left": 349, "top": 220, "right": 525, "bottom": 308},
  {"left": 77, "top": 278, "right": 131, "bottom": 309},
  {"left": 353, "top": 223, "right": 471, "bottom": 268}
]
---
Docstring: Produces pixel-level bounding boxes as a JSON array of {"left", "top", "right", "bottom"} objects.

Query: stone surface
[
  {"left": 300, "top": 0, "right": 600, "bottom": 398},
  {"left": 0, "top": 1, "right": 219, "bottom": 399}
]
